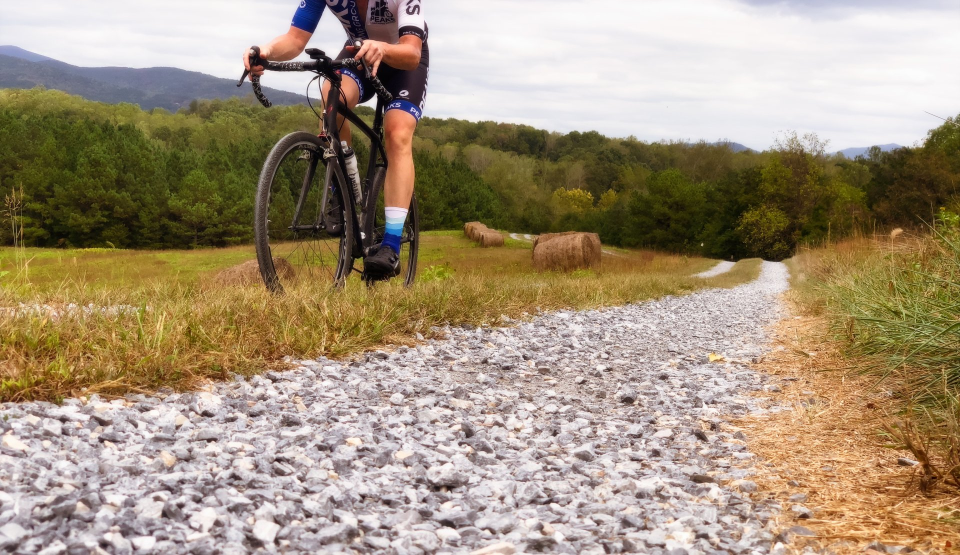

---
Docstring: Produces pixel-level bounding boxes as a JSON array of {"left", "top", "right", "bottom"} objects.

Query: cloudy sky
[{"left": 2, "top": 0, "right": 958, "bottom": 150}]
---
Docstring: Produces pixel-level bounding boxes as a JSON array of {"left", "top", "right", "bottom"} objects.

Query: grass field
[{"left": 0, "top": 232, "right": 761, "bottom": 402}]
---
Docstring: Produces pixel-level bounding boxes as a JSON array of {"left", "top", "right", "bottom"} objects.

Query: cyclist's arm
[
  {"left": 260, "top": 27, "right": 313, "bottom": 62},
  {"left": 389, "top": 0, "right": 426, "bottom": 69},
  {"left": 354, "top": 0, "right": 425, "bottom": 72},
  {"left": 243, "top": 27, "right": 312, "bottom": 77},
  {"left": 353, "top": 36, "right": 422, "bottom": 73},
  {"left": 244, "top": 0, "right": 321, "bottom": 76}
]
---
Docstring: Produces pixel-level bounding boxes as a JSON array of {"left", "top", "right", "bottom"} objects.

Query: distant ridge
[
  {"left": 835, "top": 143, "right": 902, "bottom": 158},
  {"left": 0, "top": 45, "right": 305, "bottom": 111},
  {"left": 717, "top": 141, "right": 755, "bottom": 153},
  {"left": 683, "top": 141, "right": 756, "bottom": 153},
  {"left": 0, "top": 45, "right": 55, "bottom": 63}
]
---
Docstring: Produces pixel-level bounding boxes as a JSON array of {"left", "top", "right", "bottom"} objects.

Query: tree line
[{"left": 1, "top": 88, "right": 957, "bottom": 259}]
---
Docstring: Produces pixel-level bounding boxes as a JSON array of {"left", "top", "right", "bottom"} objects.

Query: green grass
[{"left": 0, "top": 233, "right": 760, "bottom": 402}]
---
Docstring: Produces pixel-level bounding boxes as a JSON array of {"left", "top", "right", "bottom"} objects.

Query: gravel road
[
  {"left": 693, "top": 262, "right": 736, "bottom": 279},
  {"left": 0, "top": 262, "right": 792, "bottom": 555}
]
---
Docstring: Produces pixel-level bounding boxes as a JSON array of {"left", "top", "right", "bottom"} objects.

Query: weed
[
  {"left": 2, "top": 183, "right": 32, "bottom": 285},
  {"left": 420, "top": 263, "right": 455, "bottom": 282}
]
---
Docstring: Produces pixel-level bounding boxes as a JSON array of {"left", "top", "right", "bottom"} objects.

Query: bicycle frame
[{"left": 321, "top": 71, "right": 389, "bottom": 255}]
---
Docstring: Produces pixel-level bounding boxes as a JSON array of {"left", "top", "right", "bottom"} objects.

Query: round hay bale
[
  {"left": 532, "top": 232, "right": 601, "bottom": 272},
  {"left": 215, "top": 258, "right": 296, "bottom": 287},
  {"left": 464, "top": 221, "right": 489, "bottom": 241},
  {"left": 532, "top": 231, "right": 580, "bottom": 250},
  {"left": 477, "top": 230, "right": 505, "bottom": 248}
]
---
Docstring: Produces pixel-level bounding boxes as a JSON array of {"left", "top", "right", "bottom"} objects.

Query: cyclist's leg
[
  {"left": 363, "top": 108, "right": 417, "bottom": 272},
  {"left": 321, "top": 48, "right": 368, "bottom": 145},
  {"left": 377, "top": 60, "right": 428, "bottom": 256},
  {"left": 383, "top": 110, "right": 417, "bottom": 209}
]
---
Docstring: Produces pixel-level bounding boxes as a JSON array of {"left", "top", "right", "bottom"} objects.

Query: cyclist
[{"left": 244, "top": 0, "right": 428, "bottom": 279}]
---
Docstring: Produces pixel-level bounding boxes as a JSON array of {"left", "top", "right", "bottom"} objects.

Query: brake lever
[
  {"left": 352, "top": 40, "right": 374, "bottom": 79},
  {"left": 237, "top": 46, "right": 263, "bottom": 87}
]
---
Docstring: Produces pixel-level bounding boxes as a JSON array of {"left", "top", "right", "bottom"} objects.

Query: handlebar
[{"left": 236, "top": 43, "right": 394, "bottom": 109}]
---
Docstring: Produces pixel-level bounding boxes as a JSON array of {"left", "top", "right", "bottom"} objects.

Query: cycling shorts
[{"left": 336, "top": 42, "right": 429, "bottom": 121}]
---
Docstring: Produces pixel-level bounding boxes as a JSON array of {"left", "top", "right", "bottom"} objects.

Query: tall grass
[
  {"left": 0, "top": 237, "right": 760, "bottom": 402},
  {"left": 794, "top": 220, "right": 960, "bottom": 491},
  {"left": 1, "top": 183, "right": 30, "bottom": 285}
]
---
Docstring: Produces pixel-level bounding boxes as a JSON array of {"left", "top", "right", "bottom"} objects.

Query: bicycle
[{"left": 237, "top": 43, "right": 420, "bottom": 293}]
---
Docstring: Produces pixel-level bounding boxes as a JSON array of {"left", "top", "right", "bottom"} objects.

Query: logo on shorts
[
  {"left": 370, "top": 0, "right": 396, "bottom": 24},
  {"left": 399, "top": 90, "right": 409, "bottom": 98}
]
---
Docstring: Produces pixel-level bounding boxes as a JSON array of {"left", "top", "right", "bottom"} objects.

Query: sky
[{"left": 1, "top": 0, "right": 958, "bottom": 150}]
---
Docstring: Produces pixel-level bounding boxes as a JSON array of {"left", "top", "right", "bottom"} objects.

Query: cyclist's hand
[
  {"left": 348, "top": 40, "right": 386, "bottom": 77},
  {"left": 242, "top": 47, "right": 267, "bottom": 79}
]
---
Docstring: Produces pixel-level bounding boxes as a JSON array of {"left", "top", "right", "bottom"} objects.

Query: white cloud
[{"left": 1, "top": 0, "right": 957, "bottom": 149}]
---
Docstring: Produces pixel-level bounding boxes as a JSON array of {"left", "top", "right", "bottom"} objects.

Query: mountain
[
  {"left": 684, "top": 141, "right": 756, "bottom": 153},
  {"left": 835, "top": 143, "right": 902, "bottom": 158},
  {"left": 0, "top": 45, "right": 55, "bottom": 63},
  {"left": 717, "top": 142, "right": 755, "bottom": 153},
  {"left": 0, "top": 46, "right": 305, "bottom": 111}
]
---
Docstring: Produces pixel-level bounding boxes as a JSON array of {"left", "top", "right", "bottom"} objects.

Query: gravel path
[
  {"left": 693, "top": 262, "right": 736, "bottom": 279},
  {"left": 0, "top": 262, "right": 793, "bottom": 555}
]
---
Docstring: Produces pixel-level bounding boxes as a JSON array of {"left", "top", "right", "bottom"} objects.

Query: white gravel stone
[
  {"left": 252, "top": 519, "right": 281, "bottom": 544},
  {"left": 131, "top": 536, "right": 157, "bottom": 551},
  {"left": 471, "top": 542, "right": 517, "bottom": 555},
  {"left": 189, "top": 507, "right": 218, "bottom": 533},
  {"left": 0, "top": 523, "right": 28, "bottom": 542},
  {"left": 1, "top": 434, "right": 28, "bottom": 452}
]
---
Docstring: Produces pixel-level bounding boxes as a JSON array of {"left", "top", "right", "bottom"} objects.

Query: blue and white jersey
[{"left": 292, "top": 0, "right": 427, "bottom": 44}]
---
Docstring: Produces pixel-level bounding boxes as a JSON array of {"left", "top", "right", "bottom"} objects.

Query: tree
[{"left": 737, "top": 206, "right": 792, "bottom": 260}]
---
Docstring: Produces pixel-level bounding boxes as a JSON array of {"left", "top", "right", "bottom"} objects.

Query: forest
[{"left": 1, "top": 88, "right": 957, "bottom": 260}]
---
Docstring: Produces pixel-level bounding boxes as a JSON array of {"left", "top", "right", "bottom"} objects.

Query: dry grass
[
  {"left": 0, "top": 233, "right": 759, "bottom": 402},
  {"left": 736, "top": 301, "right": 960, "bottom": 554}
]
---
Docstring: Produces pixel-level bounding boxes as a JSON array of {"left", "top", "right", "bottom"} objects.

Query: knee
[{"left": 385, "top": 125, "right": 414, "bottom": 156}]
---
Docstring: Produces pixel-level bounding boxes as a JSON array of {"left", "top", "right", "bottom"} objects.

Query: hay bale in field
[
  {"left": 464, "top": 221, "right": 504, "bottom": 247},
  {"left": 532, "top": 231, "right": 580, "bottom": 250},
  {"left": 215, "top": 258, "right": 296, "bottom": 287},
  {"left": 464, "top": 221, "right": 489, "bottom": 241},
  {"left": 532, "top": 232, "right": 601, "bottom": 272},
  {"left": 477, "top": 230, "right": 505, "bottom": 248}
]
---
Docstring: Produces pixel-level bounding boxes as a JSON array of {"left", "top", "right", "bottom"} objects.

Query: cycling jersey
[
  {"left": 292, "top": 0, "right": 429, "bottom": 121},
  {"left": 292, "top": 0, "right": 427, "bottom": 44}
]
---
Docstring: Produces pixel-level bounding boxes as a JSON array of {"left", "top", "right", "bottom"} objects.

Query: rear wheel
[
  {"left": 362, "top": 167, "right": 420, "bottom": 286},
  {"left": 253, "top": 132, "right": 354, "bottom": 293}
]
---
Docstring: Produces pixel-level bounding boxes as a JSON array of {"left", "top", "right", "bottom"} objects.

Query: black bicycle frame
[{"left": 322, "top": 73, "right": 388, "bottom": 250}]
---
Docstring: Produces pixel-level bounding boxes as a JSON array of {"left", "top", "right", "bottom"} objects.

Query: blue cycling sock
[{"left": 382, "top": 207, "right": 408, "bottom": 254}]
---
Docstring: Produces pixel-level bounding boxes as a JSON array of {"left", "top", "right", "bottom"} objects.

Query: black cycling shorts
[{"left": 336, "top": 42, "right": 429, "bottom": 121}]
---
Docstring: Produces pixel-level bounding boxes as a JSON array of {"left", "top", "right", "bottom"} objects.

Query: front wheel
[
  {"left": 253, "top": 132, "right": 354, "bottom": 293},
  {"left": 362, "top": 167, "right": 420, "bottom": 286}
]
